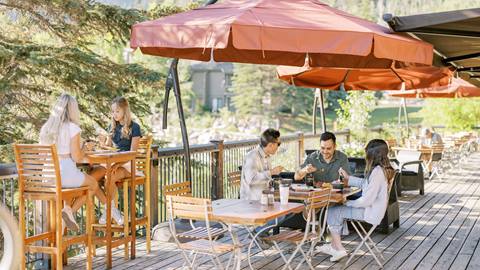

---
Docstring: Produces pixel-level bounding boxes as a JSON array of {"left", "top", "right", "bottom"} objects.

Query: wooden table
[
  {"left": 81, "top": 151, "right": 137, "bottom": 269},
  {"left": 212, "top": 199, "right": 304, "bottom": 270}
]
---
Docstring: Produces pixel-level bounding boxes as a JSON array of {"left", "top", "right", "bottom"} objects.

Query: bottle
[
  {"left": 268, "top": 189, "right": 275, "bottom": 205},
  {"left": 306, "top": 173, "right": 314, "bottom": 187},
  {"left": 261, "top": 190, "right": 269, "bottom": 205}
]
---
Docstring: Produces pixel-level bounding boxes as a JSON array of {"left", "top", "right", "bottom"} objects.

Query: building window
[
  {"left": 212, "top": 98, "right": 224, "bottom": 112},
  {"left": 224, "top": 74, "right": 233, "bottom": 91}
]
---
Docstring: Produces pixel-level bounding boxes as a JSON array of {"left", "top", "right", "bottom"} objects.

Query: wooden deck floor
[{"left": 67, "top": 153, "right": 480, "bottom": 270}]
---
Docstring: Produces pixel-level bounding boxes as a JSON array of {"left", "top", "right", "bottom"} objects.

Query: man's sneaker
[
  {"left": 61, "top": 206, "right": 79, "bottom": 231},
  {"left": 329, "top": 248, "right": 348, "bottom": 262},
  {"left": 111, "top": 207, "right": 124, "bottom": 225},
  {"left": 315, "top": 244, "right": 336, "bottom": 256}
]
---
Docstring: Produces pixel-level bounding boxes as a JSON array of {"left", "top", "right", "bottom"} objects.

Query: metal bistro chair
[
  {"left": 343, "top": 173, "right": 396, "bottom": 269},
  {"left": 264, "top": 189, "right": 332, "bottom": 270},
  {"left": 163, "top": 181, "right": 226, "bottom": 241},
  {"left": 166, "top": 195, "right": 235, "bottom": 269},
  {"left": 14, "top": 144, "right": 93, "bottom": 270}
]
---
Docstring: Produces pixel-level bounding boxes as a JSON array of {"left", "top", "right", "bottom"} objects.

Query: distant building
[{"left": 190, "top": 62, "right": 234, "bottom": 112}]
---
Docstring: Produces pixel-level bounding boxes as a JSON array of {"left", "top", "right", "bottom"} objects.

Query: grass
[{"left": 280, "top": 106, "right": 423, "bottom": 134}]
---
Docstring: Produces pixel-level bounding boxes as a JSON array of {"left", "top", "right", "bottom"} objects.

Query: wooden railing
[{"left": 150, "top": 130, "right": 351, "bottom": 223}]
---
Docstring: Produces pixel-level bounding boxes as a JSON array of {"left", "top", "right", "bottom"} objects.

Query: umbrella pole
[
  {"left": 402, "top": 98, "right": 410, "bottom": 137},
  {"left": 312, "top": 88, "right": 319, "bottom": 134},
  {"left": 169, "top": 59, "right": 192, "bottom": 182},
  {"left": 319, "top": 89, "right": 327, "bottom": 132}
]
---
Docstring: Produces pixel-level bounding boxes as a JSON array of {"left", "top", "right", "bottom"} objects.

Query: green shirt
[{"left": 301, "top": 150, "right": 351, "bottom": 183}]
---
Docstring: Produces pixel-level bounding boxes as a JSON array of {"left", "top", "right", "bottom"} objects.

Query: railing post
[
  {"left": 150, "top": 145, "right": 159, "bottom": 226},
  {"left": 346, "top": 129, "right": 351, "bottom": 143},
  {"left": 297, "top": 132, "right": 304, "bottom": 167},
  {"left": 210, "top": 140, "right": 224, "bottom": 200}
]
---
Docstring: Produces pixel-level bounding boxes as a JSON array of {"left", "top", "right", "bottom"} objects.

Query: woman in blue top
[
  {"left": 316, "top": 139, "right": 395, "bottom": 262},
  {"left": 99, "top": 97, "right": 142, "bottom": 225}
]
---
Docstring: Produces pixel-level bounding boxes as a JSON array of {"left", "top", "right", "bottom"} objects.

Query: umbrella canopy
[
  {"left": 276, "top": 65, "right": 452, "bottom": 90},
  {"left": 387, "top": 78, "right": 480, "bottom": 98},
  {"left": 131, "top": 0, "right": 433, "bottom": 68}
]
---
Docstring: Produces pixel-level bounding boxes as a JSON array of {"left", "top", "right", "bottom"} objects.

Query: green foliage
[
  {"left": 420, "top": 99, "right": 480, "bottom": 131},
  {"left": 335, "top": 91, "right": 376, "bottom": 141},
  {"left": 0, "top": 0, "right": 193, "bottom": 159}
]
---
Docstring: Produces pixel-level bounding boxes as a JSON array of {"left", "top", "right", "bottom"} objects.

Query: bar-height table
[{"left": 81, "top": 150, "right": 137, "bottom": 269}]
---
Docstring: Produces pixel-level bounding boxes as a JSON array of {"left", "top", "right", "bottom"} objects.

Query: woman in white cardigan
[{"left": 316, "top": 139, "right": 395, "bottom": 262}]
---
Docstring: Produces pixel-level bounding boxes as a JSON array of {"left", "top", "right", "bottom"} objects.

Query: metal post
[
  {"left": 319, "top": 89, "right": 327, "bottom": 132},
  {"left": 169, "top": 60, "right": 192, "bottom": 182},
  {"left": 402, "top": 98, "right": 410, "bottom": 137},
  {"left": 312, "top": 89, "right": 319, "bottom": 134}
]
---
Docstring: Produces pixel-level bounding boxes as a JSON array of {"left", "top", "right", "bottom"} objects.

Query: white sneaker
[
  {"left": 329, "top": 248, "right": 348, "bottom": 262},
  {"left": 316, "top": 244, "right": 336, "bottom": 256},
  {"left": 99, "top": 206, "right": 124, "bottom": 225},
  {"left": 61, "top": 206, "right": 79, "bottom": 231},
  {"left": 99, "top": 211, "right": 107, "bottom": 225},
  {"left": 111, "top": 207, "right": 124, "bottom": 225}
]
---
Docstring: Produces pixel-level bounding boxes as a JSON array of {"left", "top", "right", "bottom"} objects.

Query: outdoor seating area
[
  {"left": 60, "top": 146, "right": 480, "bottom": 269},
  {"left": 1, "top": 1, "right": 480, "bottom": 270}
]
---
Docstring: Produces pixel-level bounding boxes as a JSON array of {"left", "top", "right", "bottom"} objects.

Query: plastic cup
[{"left": 279, "top": 185, "right": 289, "bottom": 205}]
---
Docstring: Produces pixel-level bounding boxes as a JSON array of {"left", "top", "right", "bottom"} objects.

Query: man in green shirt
[{"left": 294, "top": 131, "right": 351, "bottom": 185}]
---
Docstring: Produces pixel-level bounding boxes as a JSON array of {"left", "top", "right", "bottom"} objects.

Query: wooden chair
[
  {"left": 166, "top": 195, "right": 235, "bottom": 269},
  {"left": 14, "top": 144, "right": 93, "bottom": 270},
  {"left": 163, "top": 181, "right": 225, "bottom": 240},
  {"left": 226, "top": 170, "right": 241, "bottom": 198},
  {"left": 114, "top": 136, "right": 153, "bottom": 254},
  {"left": 264, "top": 189, "right": 331, "bottom": 270}
]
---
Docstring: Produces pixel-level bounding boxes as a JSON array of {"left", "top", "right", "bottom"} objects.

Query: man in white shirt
[
  {"left": 420, "top": 128, "right": 443, "bottom": 146},
  {"left": 240, "top": 128, "right": 284, "bottom": 200}
]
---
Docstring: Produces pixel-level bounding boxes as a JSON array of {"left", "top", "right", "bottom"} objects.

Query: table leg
[
  {"left": 130, "top": 159, "right": 136, "bottom": 259},
  {"left": 106, "top": 162, "right": 112, "bottom": 269}
]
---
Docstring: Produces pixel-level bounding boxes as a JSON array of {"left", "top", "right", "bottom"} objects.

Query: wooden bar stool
[
  {"left": 115, "top": 136, "right": 153, "bottom": 255},
  {"left": 14, "top": 144, "right": 93, "bottom": 270}
]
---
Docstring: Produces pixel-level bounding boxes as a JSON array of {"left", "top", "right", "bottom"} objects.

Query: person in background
[
  {"left": 98, "top": 96, "right": 142, "bottom": 225},
  {"left": 240, "top": 128, "right": 284, "bottom": 200},
  {"left": 316, "top": 139, "right": 395, "bottom": 262},
  {"left": 39, "top": 93, "right": 107, "bottom": 231},
  {"left": 420, "top": 128, "right": 443, "bottom": 147},
  {"left": 294, "top": 131, "right": 351, "bottom": 186}
]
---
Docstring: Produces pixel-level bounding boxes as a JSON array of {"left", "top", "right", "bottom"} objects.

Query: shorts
[{"left": 59, "top": 158, "right": 86, "bottom": 188}]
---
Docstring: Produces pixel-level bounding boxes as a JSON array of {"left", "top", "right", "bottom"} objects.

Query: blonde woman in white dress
[{"left": 39, "top": 93, "right": 107, "bottom": 231}]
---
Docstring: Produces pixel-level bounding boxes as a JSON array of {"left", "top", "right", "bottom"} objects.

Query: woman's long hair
[
  {"left": 364, "top": 139, "right": 395, "bottom": 185},
  {"left": 39, "top": 94, "right": 80, "bottom": 144},
  {"left": 110, "top": 97, "right": 132, "bottom": 139}
]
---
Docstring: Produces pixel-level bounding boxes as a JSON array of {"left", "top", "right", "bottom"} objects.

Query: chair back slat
[
  {"left": 14, "top": 144, "right": 61, "bottom": 194},
  {"left": 306, "top": 189, "right": 331, "bottom": 211},
  {"left": 166, "top": 195, "right": 212, "bottom": 221},
  {"left": 135, "top": 136, "right": 153, "bottom": 175},
  {"left": 163, "top": 181, "right": 192, "bottom": 197},
  {"left": 227, "top": 171, "right": 241, "bottom": 188}
]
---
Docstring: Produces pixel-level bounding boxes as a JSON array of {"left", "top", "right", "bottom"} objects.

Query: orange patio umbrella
[
  {"left": 276, "top": 65, "right": 452, "bottom": 133},
  {"left": 277, "top": 65, "right": 452, "bottom": 91},
  {"left": 387, "top": 77, "right": 480, "bottom": 98},
  {"left": 130, "top": 0, "right": 434, "bottom": 182},
  {"left": 131, "top": 0, "right": 433, "bottom": 68}
]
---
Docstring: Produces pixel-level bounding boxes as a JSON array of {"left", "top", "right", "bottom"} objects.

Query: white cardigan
[{"left": 346, "top": 166, "right": 389, "bottom": 225}]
